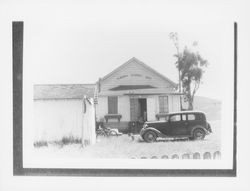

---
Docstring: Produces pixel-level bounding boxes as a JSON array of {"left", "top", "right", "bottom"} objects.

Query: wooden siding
[
  {"left": 159, "top": 96, "right": 169, "bottom": 113},
  {"left": 96, "top": 97, "right": 108, "bottom": 120},
  {"left": 96, "top": 95, "right": 181, "bottom": 124},
  {"left": 100, "top": 59, "right": 175, "bottom": 93},
  {"left": 34, "top": 100, "right": 83, "bottom": 141}
]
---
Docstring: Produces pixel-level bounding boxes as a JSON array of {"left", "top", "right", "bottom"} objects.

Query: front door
[
  {"left": 130, "top": 97, "right": 148, "bottom": 133},
  {"left": 138, "top": 98, "right": 147, "bottom": 122},
  {"left": 169, "top": 114, "right": 188, "bottom": 136},
  {"left": 130, "top": 97, "right": 139, "bottom": 121},
  {"left": 156, "top": 122, "right": 171, "bottom": 135}
]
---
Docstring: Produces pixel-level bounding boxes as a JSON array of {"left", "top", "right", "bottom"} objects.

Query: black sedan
[{"left": 140, "top": 111, "right": 212, "bottom": 142}]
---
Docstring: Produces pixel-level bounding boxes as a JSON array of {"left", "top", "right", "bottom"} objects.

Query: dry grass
[
  {"left": 33, "top": 140, "right": 48, "bottom": 148},
  {"left": 34, "top": 135, "right": 81, "bottom": 148},
  {"left": 34, "top": 120, "right": 221, "bottom": 159}
]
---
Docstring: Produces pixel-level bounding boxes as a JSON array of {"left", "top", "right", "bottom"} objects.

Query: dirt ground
[{"left": 33, "top": 120, "right": 221, "bottom": 159}]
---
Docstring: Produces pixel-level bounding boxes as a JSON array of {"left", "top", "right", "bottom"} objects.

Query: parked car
[{"left": 140, "top": 111, "right": 212, "bottom": 142}]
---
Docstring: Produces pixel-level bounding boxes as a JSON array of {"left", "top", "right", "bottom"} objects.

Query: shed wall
[{"left": 34, "top": 99, "right": 82, "bottom": 141}]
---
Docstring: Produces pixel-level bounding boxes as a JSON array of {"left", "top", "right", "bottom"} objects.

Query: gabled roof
[
  {"left": 34, "top": 84, "right": 96, "bottom": 100},
  {"left": 100, "top": 57, "right": 177, "bottom": 87}
]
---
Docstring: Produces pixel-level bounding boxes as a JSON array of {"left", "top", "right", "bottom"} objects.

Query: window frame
[
  {"left": 187, "top": 114, "right": 196, "bottom": 121},
  {"left": 182, "top": 114, "right": 187, "bottom": 121},
  {"left": 170, "top": 114, "right": 181, "bottom": 122},
  {"left": 107, "top": 96, "right": 118, "bottom": 114},
  {"left": 159, "top": 95, "right": 169, "bottom": 113}
]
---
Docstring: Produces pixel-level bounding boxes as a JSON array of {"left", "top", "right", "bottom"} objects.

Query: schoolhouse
[
  {"left": 33, "top": 57, "right": 183, "bottom": 140},
  {"left": 95, "top": 57, "right": 182, "bottom": 133}
]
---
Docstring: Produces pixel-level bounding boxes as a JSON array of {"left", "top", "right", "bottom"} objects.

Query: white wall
[
  {"left": 118, "top": 96, "right": 130, "bottom": 121},
  {"left": 149, "top": 95, "right": 181, "bottom": 121},
  {"left": 34, "top": 99, "right": 83, "bottom": 141},
  {"left": 171, "top": 95, "right": 181, "bottom": 112},
  {"left": 82, "top": 98, "right": 96, "bottom": 145},
  {"left": 147, "top": 96, "right": 157, "bottom": 121},
  {"left": 96, "top": 95, "right": 130, "bottom": 122},
  {"left": 95, "top": 96, "right": 107, "bottom": 121},
  {"left": 95, "top": 95, "right": 181, "bottom": 123}
]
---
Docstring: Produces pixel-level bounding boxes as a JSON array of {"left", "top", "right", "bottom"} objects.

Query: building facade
[
  {"left": 95, "top": 57, "right": 182, "bottom": 133},
  {"left": 33, "top": 57, "right": 183, "bottom": 139}
]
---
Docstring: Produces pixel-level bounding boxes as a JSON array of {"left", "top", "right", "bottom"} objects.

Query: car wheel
[
  {"left": 143, "top": 131, "right": 157, "bottom": 143},
  {"left": 193, "top": 128, "right": 205, "bottom": 140},
  {"left": 109, "top": 130, "right": 118, "bottom": 136}
]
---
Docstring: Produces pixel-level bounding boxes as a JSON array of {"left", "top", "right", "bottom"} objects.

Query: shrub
[
  {"left": 33, "top": 140, "right": 48, "bottom": 148},
  {"left": 61, "top": 136, "right": 81, "bottom": 145}
]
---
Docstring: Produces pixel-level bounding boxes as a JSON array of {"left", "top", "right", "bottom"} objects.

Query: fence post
[
  {"left": 172, "top": 154, "right": 179, "bottom": 159},
  {"left": 213, "top": 151, "right": 221, "bottom": 159},
  {"left": 203, "top": 152, "right": 211, "bottom": 159},
  {"left": 161, "top": 155, "right": 168, "bottom": 159},
  {"left": 193, "top": 152, "right": 201, "bottom": 159},
  {"left": 182, "top": 153, "right": 190, "bottom": 159}
]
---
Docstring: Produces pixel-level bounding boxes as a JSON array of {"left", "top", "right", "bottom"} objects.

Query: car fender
[
  {"left": 191, "top": 126, "right": 208, "bottom": 136},
  {"left": 141, "top": 127, "right": 164, "bottom": 137}
]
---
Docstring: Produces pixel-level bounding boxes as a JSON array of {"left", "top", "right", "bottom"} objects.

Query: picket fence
[{"left": 131, "top": 151, "right": 221, "bottom": 159}]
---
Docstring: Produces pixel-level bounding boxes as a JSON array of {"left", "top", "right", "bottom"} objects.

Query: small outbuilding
[{"left": 33, "top": 84, "right": 96, "bottom": 145}]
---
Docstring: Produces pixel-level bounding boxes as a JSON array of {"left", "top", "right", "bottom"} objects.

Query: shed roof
[{"left": 34, "top": 84, "right": 96, "bottom": 100}]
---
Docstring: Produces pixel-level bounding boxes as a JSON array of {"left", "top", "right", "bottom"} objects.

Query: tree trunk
[
  {"left": 188, "top": 100, "right": 193, "bottom": 110},
  {"left": 187, "top": 82, "right": 193, "bottom": 110}
]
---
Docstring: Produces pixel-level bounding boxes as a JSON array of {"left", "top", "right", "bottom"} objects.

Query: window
[
  {"left": 170, "top": 115, "right": 181, "bottom": 122},
  {"left": 108, "top": 96, "right": 118, "bottom": 114},
  {"left": 159, "top": 96, "right": 168, "bottom": 113},
  {"left": 187, "top": 114, "right": 196, "bottom": 120},
  {"left": 197, "top": 114, "right": 205, "bottom": 120},
  {"left": 182, "top": 114, "right": 187, "bottom": 121}
]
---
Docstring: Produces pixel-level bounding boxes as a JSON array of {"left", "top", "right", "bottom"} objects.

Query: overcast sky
[{"left": 1, "top": 1, "right": 235, "bottom": 100}]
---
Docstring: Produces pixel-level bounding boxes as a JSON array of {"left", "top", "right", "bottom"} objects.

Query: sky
[{"left": 1, "top": 1, "right": 235, "bottom": 100}]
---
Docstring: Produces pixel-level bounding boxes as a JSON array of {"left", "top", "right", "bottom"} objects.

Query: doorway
[
  {"left": 130, "top": 97, "right": 147, "bottom": 122},
  {"left": 138, "top": 98, "right": 147, "bottom": 122},
  {"left": 129, "top": 97, "right": 148, "bottom": 134}
]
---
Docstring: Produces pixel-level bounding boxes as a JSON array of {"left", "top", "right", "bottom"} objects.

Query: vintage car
[{"left": 140, "top": 111, "right": 212, "bottom": 142}]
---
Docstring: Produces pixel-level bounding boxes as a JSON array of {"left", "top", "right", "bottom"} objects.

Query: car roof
[{"left": 167, "top": 110, "right": 206, "bottom": 115}]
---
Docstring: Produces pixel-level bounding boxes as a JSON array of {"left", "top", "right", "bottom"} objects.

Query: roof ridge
[{"left": 100, "top": 57, "right": 136, "bottom": 81}]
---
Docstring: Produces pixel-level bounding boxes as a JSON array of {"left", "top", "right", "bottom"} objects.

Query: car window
[
  {"left": 197, "top": 114, "right": 205, "bottom": 120},
  {"left": 170, "top": 115, "right": 181, "bottom": 122},
  {"left": 187, "top": 114, "right": 196, "bottom": 120},
  {"left": 165, "top": 115, "right": 170, "bottom": 122},
  {"left": 182, "top": 114, "right": 187, "bottom": 121}
]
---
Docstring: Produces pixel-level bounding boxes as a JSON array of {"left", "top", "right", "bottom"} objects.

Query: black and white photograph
[
  {"left": 19, "top": 19, "right": 234, "bottom": 171},
  {"left": 2, "top": 0, "right": 250, "bottom": 190}
]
